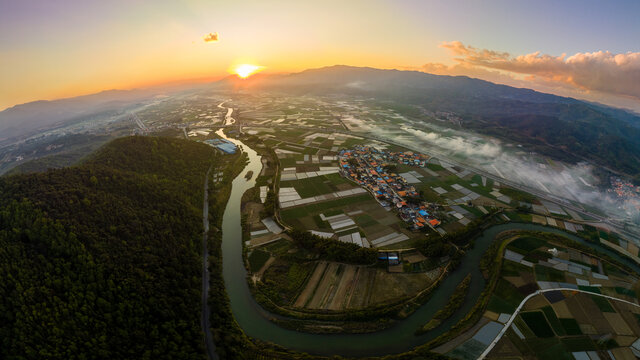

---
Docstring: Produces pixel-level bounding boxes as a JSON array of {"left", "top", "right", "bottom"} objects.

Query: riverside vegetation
[{"left": 416, "top": 274, "right": 471, "bottom": 334}]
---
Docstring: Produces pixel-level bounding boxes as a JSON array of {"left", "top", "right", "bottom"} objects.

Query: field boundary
[{"left": 478, "top": 287, "right": 640, "bottom": 359}]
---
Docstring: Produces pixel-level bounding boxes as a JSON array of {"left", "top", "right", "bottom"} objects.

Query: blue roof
[
  {"left": 204, "top": 138, "right": 237, "bottom": 154},
  {"left": 419, "top": 210, "right": 428, "bottom": 216},
  {"left": 217, "top": 143, "right": 237, "bottom": 154}
]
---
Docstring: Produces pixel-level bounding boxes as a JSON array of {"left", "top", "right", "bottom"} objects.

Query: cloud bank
[
  {"left": 439, "top": 41, "right": 640, "bottom": 101},
  {"left": 394, "top": 125, "right": 637, "bottom": 221},
  {"left": 400, "top": 126, "right": 501, "bottom": 158},
  {"left": 203, "top": 32, "right": 219, "bottom": 43}
]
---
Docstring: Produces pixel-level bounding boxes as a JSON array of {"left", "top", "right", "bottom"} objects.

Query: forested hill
[{"left": 0, "top": 136, "right": 220, "bottom": 359}]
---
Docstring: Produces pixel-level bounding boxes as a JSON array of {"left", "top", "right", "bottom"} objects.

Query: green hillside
[{"left": 0, "top": 136, "right": 219, "bottom": 359}]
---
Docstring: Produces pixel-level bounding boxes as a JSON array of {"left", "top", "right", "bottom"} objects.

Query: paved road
[
  {"left": 130, "top": 113, "right": 148, "bottom": 131},
  {"left": 200, "top": 166, "right": 219, "bottom": 360},
  {"left": 477, "top": 287, "right": 640, "bottom": 359}
]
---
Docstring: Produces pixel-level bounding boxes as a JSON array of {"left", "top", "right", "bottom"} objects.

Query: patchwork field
[
  {"left": 292, "top": 261, "right": 436, "bottom": 311},
  {"left": 435, "top": 231, "right": 640, "bottom": 360},
  {"left": 280, "top": 173, "right": 353, "bottom": 198},
  {"left": 280, "top": 193, "right": 421, "bottom": 248},
  {"left": 487, "top": 290, "right": 640, "bottom": 359},
  {"left": 476, "top": 233, "right": 640, "bottom": 360}
]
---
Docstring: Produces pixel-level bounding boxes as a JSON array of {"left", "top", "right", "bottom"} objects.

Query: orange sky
[{"left": 1, "top": 0, "right": 639, "bottom": 111}]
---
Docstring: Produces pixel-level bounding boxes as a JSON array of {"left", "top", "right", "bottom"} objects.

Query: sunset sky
[{"left": 1, "top": 0, "right": 639, "bottom": 111}]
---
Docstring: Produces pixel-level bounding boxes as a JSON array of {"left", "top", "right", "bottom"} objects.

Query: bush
[{"left": 288, "top": 229, "right": 377, "bottom": 264}]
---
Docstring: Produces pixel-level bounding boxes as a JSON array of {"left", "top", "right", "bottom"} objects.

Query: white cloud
[{"left": 439, "top": 41, "right": 640, "bottom": 101}]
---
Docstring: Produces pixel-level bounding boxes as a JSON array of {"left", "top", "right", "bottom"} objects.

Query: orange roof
[
  {"left": 397, "top": 191, "right": 407, "bottom": 196},
  {"left": 429, "top": 219, "right": 441, "bottom": 226}
]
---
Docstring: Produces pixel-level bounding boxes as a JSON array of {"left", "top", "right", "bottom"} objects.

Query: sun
[{"left": 234, "top": 64, "right": 263, "bottom": 79}]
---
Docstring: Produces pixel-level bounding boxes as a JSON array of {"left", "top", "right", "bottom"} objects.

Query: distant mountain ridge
[
  {"left": 0, "top": 89, "right": 153, "bottom": 143},
  {"left": 3, "top": 65, "right": 639, "bottom": 179},
  {"left": 0, "top": 80, "right": 214, "bottom": 144},
  {"left": 221, "top": 65, "right": 640, "bottom": 180}
]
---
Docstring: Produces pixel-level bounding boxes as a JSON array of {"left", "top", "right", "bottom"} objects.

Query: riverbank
[{"left": 213, "top": 105, "right": 640, "bottom": 358}]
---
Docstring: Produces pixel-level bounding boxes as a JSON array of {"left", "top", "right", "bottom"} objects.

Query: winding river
[{"left": 216, "top": 129, "right": 640, "bottom": 358}]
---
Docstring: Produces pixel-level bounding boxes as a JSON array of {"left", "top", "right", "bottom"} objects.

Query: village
[{"left": 339, "top": 145, "right": 441, "bottom": 232}]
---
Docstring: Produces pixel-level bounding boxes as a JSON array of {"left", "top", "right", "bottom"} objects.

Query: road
[
  {"left": 130, "top": 113, "right": 148, "bottom": 131},
  {"left": 200, "top": 166, "right": 219, "bottom": 360},
  {"left": 477, "top": 287, "right": 640, "bottom": 359}
]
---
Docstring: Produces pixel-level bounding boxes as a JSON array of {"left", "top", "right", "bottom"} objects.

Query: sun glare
[{"left": 234, "top": 64, "right": 263, "bottom": 78}]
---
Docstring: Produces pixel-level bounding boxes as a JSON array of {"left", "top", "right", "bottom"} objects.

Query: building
[{"left": 204, "top": 138, "right": 237, "bottom": 154}]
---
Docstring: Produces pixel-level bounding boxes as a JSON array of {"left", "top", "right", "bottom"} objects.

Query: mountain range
[
  {"left": 3, "top": 65, "right": 639, "bottom": 180},
  {"left": 221, "top": 65, "right": 640, "bottom": 180}
]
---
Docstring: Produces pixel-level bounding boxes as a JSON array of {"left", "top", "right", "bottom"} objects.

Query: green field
[
  {"left": 560, "top": 336, "right": 597, "bottom": 351},
  {"left": 541, "top": 306, "right": 566, "bottom": 336},
  {"left": 615, "top": 287, "right": 636, "bottom": 297},
  {"left": 522, "top": 249, "right": 552, "bottom": 263},
  {"left": 501, "top": 260, "right": 531, "bottom": 277},
  {"left": 590, "top": 295, "right": 616, "bottom": 312},
  {"left": 521, "top": 311, "right": 555, "bottom": 338},
  {"left": 249, "top": 249, "right": 271, "bottom": 272},
  {"left": 534, "top": 265, "right": 566, "bottom": 282},
  {"left": 471, "top": 174, "right": 493, "bottom": 188},
  {"left": 420, "top": 186, "right": 445, "bottom": 203},
  {"left": 509, "top": 236, "right": 548, "bottom": 252},
  {"left": 578, "top": 285, "right": 601, "bottom": 294},
  {"left": 525, "top": 338, "right": 573, "bottom": 360},
  {"left": 354, "top": 214, "right": 378, "bottom": 227},
  {"left": 417, "top": 173, "right": 502, "bottom": 202},
  {"left": 263, "top": 239, "right": 292, "bottom": 256},
  {"left": 280, "top": 194, "right": 371, "bottom": 221},
  {"left": 460, "top": 204, "right": 484, "bottom": 218},
  {"left": 499, "top": 187, "right": 536, "bottom": 203},
  {"left": 279, "top": 155, "right": 304, "bottom": 167},
  {"left": 559, "top": 318, "right": 582, "bottom": 335},
  {"left": 487, "top": 279, "right": 525, "bottom": 313},
  {"left": 426, "top": 163, "right": 445, "bottom": 171},
  {"left": 261, "top": 259, "right": 314, "bottom": 304},
  {"left": 280, "top": 173, "right": 349, "bottom": 197}
]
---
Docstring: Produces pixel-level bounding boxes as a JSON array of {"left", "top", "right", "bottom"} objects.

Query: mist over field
[{"left": 394, "top": 125, "right": 635, "bottom": 221}]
